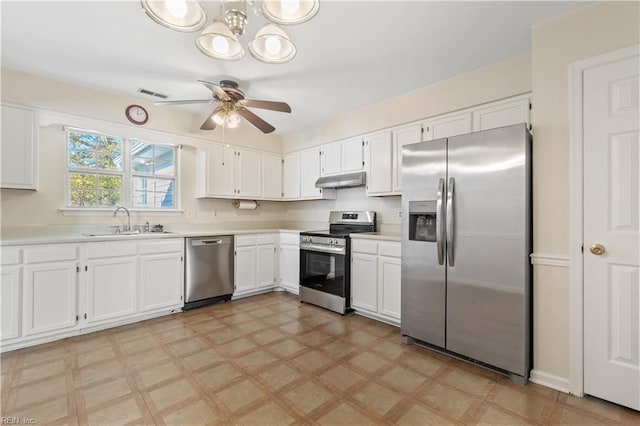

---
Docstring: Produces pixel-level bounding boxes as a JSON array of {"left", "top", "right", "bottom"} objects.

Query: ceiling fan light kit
[{"left": 141, "top": 0, "right": 318, "bottom": 64}]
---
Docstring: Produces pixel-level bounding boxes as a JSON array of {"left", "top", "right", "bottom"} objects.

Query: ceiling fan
[{"left": 154, "top": 79, "right": 291, "bottom": 134}]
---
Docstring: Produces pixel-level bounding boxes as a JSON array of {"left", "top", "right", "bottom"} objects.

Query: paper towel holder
[{"left": 232, "top": 200, "right": 260, "bottom": 210}]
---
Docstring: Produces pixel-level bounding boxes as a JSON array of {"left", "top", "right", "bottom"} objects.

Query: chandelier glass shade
[{"left": 142, "top": 0, "right": 318, "bottom": 63}]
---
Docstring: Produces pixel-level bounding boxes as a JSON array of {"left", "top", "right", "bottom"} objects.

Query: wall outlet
[
  {"left": 397, "top": 210, "right": 402, "bottom": 218},
  {"left": 212, "top": 210, "right": 217, "bottom": 218}
]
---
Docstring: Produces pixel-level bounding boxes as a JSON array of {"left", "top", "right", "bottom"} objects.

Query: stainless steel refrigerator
[{"left": 401, "top": 124, "right": 532, "bottom": 383}]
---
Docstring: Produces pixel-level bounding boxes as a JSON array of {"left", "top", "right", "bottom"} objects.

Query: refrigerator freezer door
[
  {"left": 401, "top": 138, "right": 447, "bottom": 348},
  {"left": 445, "top": 124, "right": 531, "bottom": 377}
]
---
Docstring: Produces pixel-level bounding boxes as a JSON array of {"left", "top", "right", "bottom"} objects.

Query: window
[{"left": 66, "top": 129, "right": 178, "bottom": 210}]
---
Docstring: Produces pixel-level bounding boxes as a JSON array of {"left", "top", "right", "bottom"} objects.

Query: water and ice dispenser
[{"left": 408, "top": 201, "right": 437, "bottom": 242}]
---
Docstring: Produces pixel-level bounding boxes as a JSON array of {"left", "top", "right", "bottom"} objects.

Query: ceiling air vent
[{"left": 137, "top": 88, "right": 168, "bottom": 99}]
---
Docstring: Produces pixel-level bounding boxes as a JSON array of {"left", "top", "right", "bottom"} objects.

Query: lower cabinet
[
  {"left": 1, "top": 238, "right": 184, "bottom": 352},
  {"left": 279, "top": 231, "right": 299, "bottom": 294},
  {"left": 351, "top": 239, "right": 401, "bottom": 325},
  {"left": 234, "top": 233, "right": 277, "bottom": 298}
]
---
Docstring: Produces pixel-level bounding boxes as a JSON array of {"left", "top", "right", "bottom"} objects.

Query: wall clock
[{"left": 125, "top": 105, "right": 149, "bottom": 125}]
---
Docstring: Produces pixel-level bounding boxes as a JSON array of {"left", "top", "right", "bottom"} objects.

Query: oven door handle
[{"left": 300, "top": 244, "right": 346, "bottom": 255}]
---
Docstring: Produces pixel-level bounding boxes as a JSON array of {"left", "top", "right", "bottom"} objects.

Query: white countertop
[{"left": 350, "top": 231, "right": 401, "bottom": 242}]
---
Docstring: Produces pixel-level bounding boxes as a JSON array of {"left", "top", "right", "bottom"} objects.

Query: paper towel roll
[{"left": 235, "top": 200, "right": 258, "bottom": 210}]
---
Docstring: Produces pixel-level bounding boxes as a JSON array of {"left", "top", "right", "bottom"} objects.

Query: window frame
[{"left": 64, "top": 127, "right": 180, "bottom": 212}]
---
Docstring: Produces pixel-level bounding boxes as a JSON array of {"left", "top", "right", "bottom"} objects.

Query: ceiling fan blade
[
  {"left": 200, "top": 111, "right": 217, "bottom": 131},
  {"left": 154, "top": 99, "right": 214, "bottom": 106},
  {"left": 237, "top": 107, "right": 276, "bottom": 134},
  {"left": 240, "top": 99, "right": 291, "bottom": 113},
  {"left": 198, "top": 79, "right": 231, "bottom": 101}
]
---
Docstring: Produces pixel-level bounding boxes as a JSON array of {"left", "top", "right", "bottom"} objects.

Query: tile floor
[{"left": 1, "top": 292, "right": 639, "bottom": 425}]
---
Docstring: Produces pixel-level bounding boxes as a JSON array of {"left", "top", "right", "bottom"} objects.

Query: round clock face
[{"left": 125, "top": 105, "right": 148, "bottom": 125}]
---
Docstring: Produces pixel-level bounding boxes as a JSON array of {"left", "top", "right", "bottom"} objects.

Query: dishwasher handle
[{"left": 190, "top": 237, "right": 232, "bottom": 247}]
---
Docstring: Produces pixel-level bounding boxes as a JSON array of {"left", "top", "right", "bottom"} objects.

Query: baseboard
[
  {"left": 530, "top": 253, "right": 570, "bottom": 268},
  {"left": 529, "top": 369, "right": 571, "bottom": 393}
]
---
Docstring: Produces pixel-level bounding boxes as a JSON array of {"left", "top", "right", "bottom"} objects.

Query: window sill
[{"left": 60, "top": 208, "right": 184, "bottom": 217}]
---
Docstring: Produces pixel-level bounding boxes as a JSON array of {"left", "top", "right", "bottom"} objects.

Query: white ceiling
[{"left": 1, "top": 1, "right": 593, "bottom": 135}]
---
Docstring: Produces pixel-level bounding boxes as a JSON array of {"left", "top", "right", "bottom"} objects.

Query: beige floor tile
[
  {"left": 320, "top": 340, "right": 358, "bottom": 358},
  {"left": 353, "top": 382, "right": 404, "bottom": 416},
  {"left": 168, "top": 337, "right": 209, "bottom": 356},
  {"left": 77, "top": 346, "right": 117, "bottom": 368},
  {"left": 317, "top": 402, "right": 375, "bottom": 426},
  {"left": 137, "top": 360, "right": 183, "bottom": 389},
  {"left": 149, "top": 317, "right": 184, "bottom": 333},
  {"left": 15, "top": 359, "right": 65, "bottom": 385},
  {"left": 250, "top": 328, "right": 286, "bottom": 345},
  {"left": 119, "top": 336, "right": 159, "bottom": 356},
  {"left": 380, "top": 365, "right": 428, "bottom": 394},
  {"left": 162, "top": 400, "right": 219, "bottom": 426},
  {"left": 13, "top": 374, "right": 68, "bottom": 408},
  {"left": 79, "top": 359, "right": 126, "bottom": 386},
  {"left": 321, "top": 322, "right": 348, "bottom": 336},
  {"left": 86, "top": 397, "right": 144, "bottom": 425},
  {"left": 297, "top": 330, "right": 332, "bottom": 346},
  {"left": 182, "top": 348, "right": 225, "bottom": 371},
  {"left": 370, "top": 339, "right": 406, "bottom": 359},
  {"left": 215, "top": 379, "right": 267, "bottom": 412},
  {"left": 8, "top": 395, "right": 69, "bottom": 424},
  {"left": 217, "top": 338, "right": 257, "bottom": 357},
  {"left": 190, "top": 319, "right": 225, "bottom": 334},
  {"left": 399, "top": 350, "right": 446, "bottom": 376},
  {"left": 420, "top": 383, "right": 475, "bottom": 419},
  {"left": 239, "top": 401, "right": 295, "bottom": 426},
  {"left": 477, "top": 406, "right": 532, "bottom": 425},
  {"left": 292, "top": 350, "right": 332, "bottom": 372},
  {"left": 560, "top": 394, "right": 624, "bottom": 422},
  {"left": 235, "top": 349, "right": 277, "bottom": 371},
  {"left": 264, "top": 314, "right": 296, "bottom": 327},
  {"left": 248, "top": 307, "right": 275, "bottom": 318},
  {"left": 125, "top": 347, "right": 170, "bottom": 370},
  {"left": 257, "top": 363, "right": 303, "bottom": 390},
  {"left": 284, "top": 380, "right": 333, "bottom": 414},
  {"left": 224, "top": 312, "right": 254, "bottom": 325},
  {"left": 22, "top": 346, "right": 65, "bottom": 367},
  {"left": 343, "top": 330, "right": 378, "bottom": 346},
  {"left": 234, "top": 320, "right": 268, "bottom": 335},
  {"left": 320, "top": 365, "right": 365, "bottom": 390},
  {"left": 82, "top": 377, "right": 132, "bottom": 408},
  {"left": 149, "top": 378, "right": 198, "bottom": 411},
  {"left": 396, "top": 403, "right": 455, "bottom": 426},
  {"left": 113, "top": 325, "right": 151, "bottom": 343},
  {"left": 206, "top": 328, "right": 242, "bottom": 344},
  {"left": 268, "top": 339, "right": 306, "bottom": 358},
  {"left": 441, "top": 367, "right": 495, "bottom": 397},
  {"left": 195, "top": 363, "right": 243, "bottom": 390},
  {"left": 489, "top": 384, "right": 551, "bottom": 422},
  {"left": 348, "top": 352, "right": 390, "bottom": 373},
  {"left": 156, "top": 327, "right": 196, "bottom": 343},
  {"left": 71, "top": 333, "right": 112, "bottom": 353}
]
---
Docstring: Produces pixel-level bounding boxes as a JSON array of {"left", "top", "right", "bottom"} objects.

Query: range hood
[{"left": 315, "top": 171, "right": 366, "bottom": 189}]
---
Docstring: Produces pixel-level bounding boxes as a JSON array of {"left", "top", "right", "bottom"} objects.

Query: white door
[
  {"left": 378, "top": 255, "right": 401, "bottom": 321},
  {"left": 1, "top": 104, "right": 37, "bottom": 189},
  {"left": 1, "top": 265, "right": 21, "bottom": 340},
  {"left": 256, "top": 244, "right": 276, "bottom": 289},
  {"left": 262, "top": 153, "right": 282, "bottom": 199},
  {"left": 139, "top": 253, "right": 183, "bottom": 312},
  {"left": 234, "top": 246, "right": 257, "bottom": 294},
  {"left": 206, "top": 144, "right": 235, "bottom": 197},
  {"left": 392, "top": 124, "right": 422, "bottom": 192},
  {"left": 283, "top": 153, "right": 301, "bottom": 199},
  {"left": 300, "top": 148, "right": 322, "bottom": 198},
  {"left": 342, "top": 137, "right": 364, "bottom": 173},
  {"left": 423, "top": 112, "right": 472, "bottom": 141},
  {"left": 86, "top": 257, "right": 137, "bottom": 324},
  {"left": 472, "top": 98, "right": 530, "bottom": 132},
  {"left": 236, "top": 148, "right": 262, "bottom": 198},
  {"left": 583, "top": 49, "right": 639, "bottom": 410},
  {"left": 279, "top": 244, "right": 299, "bottom": 293},
  {"left": 320, "top": 142, "right": 342, "bottom": 176},
  {"left": 365, "top": 131, "right": 393, "bottom": 195},
  {"left": 351, "top": 252, "right": 377, "bottom": 313}
]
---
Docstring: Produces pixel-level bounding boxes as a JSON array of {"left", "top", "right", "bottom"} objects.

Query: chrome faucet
[{"left": 113, "top": 205, "right": 131, "bottom": 232}]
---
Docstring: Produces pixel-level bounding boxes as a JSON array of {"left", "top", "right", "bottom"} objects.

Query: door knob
[{"left": 590, "top": 244, "right": 606, "bottom": 255}]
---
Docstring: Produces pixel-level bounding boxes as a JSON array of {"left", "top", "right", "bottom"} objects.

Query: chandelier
[{"left": 141, "top": 0, "right": 319, "bottom": 64}]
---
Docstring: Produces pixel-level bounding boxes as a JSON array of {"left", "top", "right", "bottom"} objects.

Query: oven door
[{"left": 300, "top": 244, "right": 346, "bottom": 297}]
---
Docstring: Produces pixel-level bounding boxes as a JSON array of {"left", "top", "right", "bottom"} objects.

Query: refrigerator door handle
[
  {"left": 446, "top": 177, "right": 455, "bottom": 266},
  {"left": 436, "top": 178, "right": 445, "bottom": 265}
]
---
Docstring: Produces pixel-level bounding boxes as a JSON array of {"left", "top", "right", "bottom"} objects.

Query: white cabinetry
[
  {"left": 472, "top": 97, "right": 530, "bottom": 132},
  {"left": 234, "top": 233, "right": 277, "bottom": 298},
  {"left": 139, "top": 239, "right": 184, "bottom": 313},
  {"left": 22, "top": 244, "right": 79, "bottom": 337},
  {"left": 320, "top": 142, "right": 342, "bottom": 176},
  {"left": 235, "top": 148, "right": 262, "bottom": 198},
  {"left": 364, "top": 131, "right": 393, "bottom": 196},
  {"left": 262, "top": 153, "right": 282, "bottom": 200},
  {"left": 85, "top": 242, "right": 137, "bottom": 325},
  {"left": 392, "top": 123, "right": 423, "bottom": 193},
  {"left": 279, "top": 231, "right": 299, "bottom": 294},
  {"left": 282, "top": 153, "right": 301, "bottom": 199},
  {"left": 1, "top": 248, "right": 21, "bottom": 341},
  {"left": 351, "top": 238, "right": 401, "bottom": 325},
  {"left": 300, "top": 148, "right": 336, "bottom": 200},
  {"left": 342, "top": 137, "right": 365, "bottom": 173},
  {"left": 196, "top": 144, "right": 235, "bottom": 198},
  {"left": 320, "top": 137, "right": 364, "bottom": 176},
  {"left": 423, "top": 111, "right": 472, "bottom": 141},
  {"left": 1, "top": 104, "right": 37, "bottom": 190}
]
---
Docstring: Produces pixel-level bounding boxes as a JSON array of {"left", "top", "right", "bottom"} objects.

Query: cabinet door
[
  {"left": 205, "top": 144, "right": 235, "bottom": 197},
  {"left": 300, "top": 148, "right": 322, "bottom": 198},
  {"left": 423, "top": 112, "right": 472, "bottom": 141},
  {"left": 392, "top": 124, "right": 422, "bottom": 193},
  {"left": 320, "top": 142, "right": 342, "bottom": 176},
  {"left": 23, "top": 262, "right": 77, "bottom": 336},
  {"left": 1, "top": 265, "right": 21, "bottom": 340},
  {"left": 282, "top": 153, "right": 301, "bottom": 199},
  {"left": 279, "top": 244, "right": 300, "bottom": 293},
  {"left": 256, "top": 244, "right": 276, "bottom": 290},
  {"left": 365, "top": 131, "right": 393, "bottom": 195},
  {"left": 140, "top": 253, "right": 183, "bottom": 312},
  {"left": 262, "top": 153, "right": 282, "bottom": 199},
  {"left": 1, "top": 104, "right": 37, "bottom": 189},
  {"left": 342, "top": 137, "right": 364, "bottom": 173},
  {"left": 472, "top": 98, "right": 530, "bottom": 132},
  {"left": 351, "top": 252, "right": 378, "bottom": 313},
  {"left": 236, "top": 148, "right": 262, "bottom": 198},
  {"left": 234, "top": 246, "right": 257, "bottom": 294},
  {"left": 378, "top": 256, "right": 401, "bottom": 321},
  {"left": 85, "top": 257, "right": 137, "bottom": 324}
]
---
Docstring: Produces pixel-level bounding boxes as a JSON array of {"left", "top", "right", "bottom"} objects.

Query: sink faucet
[{"left": 113, "top": 205, "right": 131, "bottom": 232}]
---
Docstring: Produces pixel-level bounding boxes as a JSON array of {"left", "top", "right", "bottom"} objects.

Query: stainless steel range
[{"left": 299, "top": 211, "right": 376, "bottom": 314}]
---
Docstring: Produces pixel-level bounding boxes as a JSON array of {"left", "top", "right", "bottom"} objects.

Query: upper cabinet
[
  {"left": 392, "top": 123, "right": 423, "bottom": 193},
  {"left": 364, "top": 131, "right": 393, "bottom": 196},
  {"left": 282, "top": 152, "right": 301, "bottom": 199},
  {"left": 1, "top": 104, "right": 38, "bottom": 190},
  {"left": 320, "top": 137, "right": 364, "bottom": 176},
  {"left": 262, "top": 153, "right": 283, "bottom": 200},
  {"left": 196, "top": 143, "right": 235, "bottom": 198},
  {"left": 300, "top": 148, "right": 336, "bottom": 200},
  {"left": 472, "top": 96, "right": 530, "bottom": 132},
  {"left": 235, "top": 148, "right": 262, "bottom": 199},
  {"left": 423, "top": 111, "right": 472, "bottom": 141}
]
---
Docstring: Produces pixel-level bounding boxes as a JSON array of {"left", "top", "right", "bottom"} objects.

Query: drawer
[
  {"left": 256, "top": 233, "right": 276, "bottom": 245},
  {"left": 351, "top": 239, "right": 378, "bottom": 255},
  {"left": 235, "top": 234, "right": 257, "bottom": 247},
  {"left": 86, "top": 241, "right": 137, "bottom": 259},
  {"left": 279, "top": 232, "right": 299, "bottom": 245},
  {"left": 1, "top": 247, "right": 22, "bottom": 265},
  {"left": 379, "top": 242, "right": 401, "bottom": 258},
  {"left": 24, "top": 244, "right": 78, "bottom": 264},
  {"left": 140, "top": 239, "right": 184, "bottom": 255}
]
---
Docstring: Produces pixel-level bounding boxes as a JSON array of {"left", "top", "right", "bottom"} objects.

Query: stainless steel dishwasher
[{"left": 184, "top": 235, "right": 234, "bottom": 310}]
